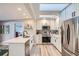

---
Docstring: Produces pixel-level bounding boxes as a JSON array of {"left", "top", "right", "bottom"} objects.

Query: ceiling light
[
  {"left": 17, "top": 8, "right": 22, "bottom": 11},
  {"left": 24, "top": 16, "right": 29, "bottom": 18},
  {"left": 40, "top": 15, "right": 53, "bottom": 18},
  {"left": 23, "top": 13, "right": 26, "bottom": 16}
]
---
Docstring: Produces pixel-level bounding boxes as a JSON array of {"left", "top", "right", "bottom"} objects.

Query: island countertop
[
  {"left": 6, "top": 37, "right": 31, "bottom": 56},
  {"left": 4, "top": 37, "right": 30, "bottom": 44}
]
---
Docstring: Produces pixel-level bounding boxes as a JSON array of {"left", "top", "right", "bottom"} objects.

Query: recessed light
[
  {"left": 24, "top": 16, "right": 29, "bottom": 18},
  {"left": 23, "top": 13, "right": 26, "bottom": 16},
  {"left": 17, "top": 8, "right": 22, "bottom": 11}
]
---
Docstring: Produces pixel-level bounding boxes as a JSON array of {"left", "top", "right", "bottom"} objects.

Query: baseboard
[
  {"left": 35, "top": 43, "right": 53, "bottom": 45},
  {"left": 62, "top": 47, "right": 77, "bottom": 56},
  {"left": 51, "top": 43, "right": 62, "bottom": 55}
]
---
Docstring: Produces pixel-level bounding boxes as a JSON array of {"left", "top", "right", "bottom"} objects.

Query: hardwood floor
[{"left": 31, "top": 44, "right": 61, "bottom": 56}]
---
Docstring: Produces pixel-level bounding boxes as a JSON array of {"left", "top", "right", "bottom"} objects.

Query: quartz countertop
[{"left": 3, "top": 37, "right": 30, "bottom": 44}]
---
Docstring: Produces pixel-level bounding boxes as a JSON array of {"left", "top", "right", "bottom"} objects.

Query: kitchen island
[{"left": 5, "top": 37, "right": 30, "bottom": 56}]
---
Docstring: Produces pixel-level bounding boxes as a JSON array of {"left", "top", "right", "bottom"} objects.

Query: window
[
  {"left": 5, "top": 25, "right": 10, "bottom": 34},
  {"left": 0, "top": 25, "right": 10, "bottom": 34}
]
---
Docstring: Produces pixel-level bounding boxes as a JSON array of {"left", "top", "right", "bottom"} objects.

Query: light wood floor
[{"left": 31, "top": 44, "right": 61, "bottom": 56}]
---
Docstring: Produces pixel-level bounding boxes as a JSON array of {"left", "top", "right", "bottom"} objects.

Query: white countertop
[{"left": 3, "top": 37, "right": 30, "bottom": 44}]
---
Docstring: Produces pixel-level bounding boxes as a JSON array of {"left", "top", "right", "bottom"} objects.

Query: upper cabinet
[
  {"left": 65, "top": 4, "right": 76, "bottom": 20},
  {"left": 65, "top": 4, "right": 72, "bottom": 20},
  {"left": 36, "top": 20, "right": 50, "bottom": 30},
  {"left": 50, "top": 20, "right": 55, "bottom": 30},
  {"left": 36, "top": 20, "right": 42, "bottom": 30},
  {"left": 60, "top": 9, "right": 66, "bottom": 21},
  {"left": 76, "top": 4, "right": 79, "bottom": 16},
  {"left": 60, "top": 4, "right": 77, "bottom": 21}
]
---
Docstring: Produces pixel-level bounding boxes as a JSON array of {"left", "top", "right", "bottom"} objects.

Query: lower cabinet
[
  {"left": 35, "top": 34, "right": 42, "bottom": 44},
  {"left": 9, "top": 43, "right": 26, "bottom": 56},
  {"left": 9, "top": 39, "right": 30, "bottom": 56}
]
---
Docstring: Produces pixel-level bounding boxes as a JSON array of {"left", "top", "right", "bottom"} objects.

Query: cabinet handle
[
  {"left": 31, "top": 40, "right": 32, "bottom": 43},
  {"left": 72, "top": 11, "right": 76, "bottom": 17},
  {"left": 55, "top": 40, "right": 56, "bottom": 42},
  {"left": 73, "top": 11, "right": 75, "bottom": 16},
  {"left": 72, "top": 12, "right": 73, "bottom": 17}
]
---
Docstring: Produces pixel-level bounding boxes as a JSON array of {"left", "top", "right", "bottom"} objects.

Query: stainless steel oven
[{"left": 42, "top": 26, "right": 51, "bottom": 43}]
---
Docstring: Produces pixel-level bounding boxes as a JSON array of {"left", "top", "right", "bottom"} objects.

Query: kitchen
[{"left": 0, "top": 3, "right": 79, "bottom": 56}]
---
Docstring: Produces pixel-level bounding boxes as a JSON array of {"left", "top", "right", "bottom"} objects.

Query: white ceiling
[
  {"left": 40, "top": 3, "right": 69, "bottom": 11},
  {"left": 0, "top": 3, "right": 69, "bottom": 21},
  {"left": 0, "top": 3, "right": 31, "bottom": 21}
]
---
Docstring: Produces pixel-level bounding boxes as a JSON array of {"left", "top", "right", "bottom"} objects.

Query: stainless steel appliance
[
  {"left": 61, "top": 17, "right": 79, "bottom": 56},
  {"left": 42, "top": 26, "right": 51, "bottom": 43}
]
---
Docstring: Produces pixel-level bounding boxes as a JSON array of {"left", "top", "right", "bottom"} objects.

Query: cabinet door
[
  {"left": 50, "top": 20, "right": 56, "bottom": 30},
  {"left": 60, "top": 9, "right": 66, "bottom": 21},
  {"left": 35, "top": 35, "right": 42, "bottom": 44},
  {"left": 51, "top": 35, "right": 56, "bottom": 44},
  {"left": 76, "top": 4, "right": 79, "bottom": 16},
  {"left": 72, "top": 4, "right": 76, "bottom": 17},
  {"left": 36, "top": 20, "right": 42, "bottom": 30},
  {"left": 30, "top": 36, "right": 33, "bottom": 50},
  {"left": 38, "top": 35, "right": 41, "bottom": 44},
  {"left": 65, "top": 4, "right": 76, "bottom": 20},
  {"left": 35, "top": 35, "right": 39, "bottom": 43},
  {"left": 65, "top": 4, "right": 71, "bottom": 20},
  {"left": 36, "top": 25, "right": 42, "bottom": 30}
]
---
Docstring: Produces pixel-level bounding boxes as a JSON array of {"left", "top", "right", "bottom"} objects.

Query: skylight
[{"left": 40, "top": 4, "right": 69, "bottom": 11}]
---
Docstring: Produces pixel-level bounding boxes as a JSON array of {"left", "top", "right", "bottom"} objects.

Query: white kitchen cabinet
[
  {"left": 65, "top": 4, "right": 76, "bottom": 20},
  {"left": 50, "top": 20, "right": 58, "bottom": 30},
  {"left": 36, "top": 20, "right": 42, "bottom": 30},
  {"left": 42, "top": 20, "right": 50, "bottom": 26},
  {"left": 35, "top": 34, "right": 42, "bottom": 44},
  {"left": 73, "top": 4, "right": 76, "bottom": 16},
  {"left": 76, "top": 4, "right": 79, "bottom": 16},
  {"left": 36, "top": 20, "right": 51, "bottom": 30},
  {"left": 38, "top": 34, "right": 42, "bottom": 44},
  {"left": 60, "top": 4, "right": 77, "bottom": 21},
  {"left": 30, "top": 35, "right": 34, "bottom": 51},
  {"left": 51, "top": 35, "right": 56, "bottom": 45},
  {"left": 65, "top": 4, "right": 71, "bottom": 20},
  {"left": 51, "top": 34, "right": 54, "bottom": 43},
  {"left": 6, "top": 37, "right": 30, "bottom": 56},
  {"left": 60, "top": 10, "right": 66, "bottom": 25},
  {"left": 50, "top": 20, "right": 53, "bottom": 30},
  {"left": 60, "top": 9, "right": 66, "bottom": 21},
  {"left": 36, "top": 25, "right": 42, "bottom": 30}
]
